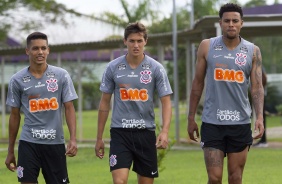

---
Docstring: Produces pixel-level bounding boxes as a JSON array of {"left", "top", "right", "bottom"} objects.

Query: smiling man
[
  {"left": 95, "top": 22, "right": 173, "bottom": 184},
  {"left": 5, "top": 32, "right": 78, "bottom": 184},
  {"left": 187, "top": 3, "right": 264, "bottom": 184}
]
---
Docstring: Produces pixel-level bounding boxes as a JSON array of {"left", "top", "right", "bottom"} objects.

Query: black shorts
[
  {"left": 109, "top": 128, "right": 158, "bottom": 178},
  {"left": 17, "top": 140, "right": 69, "bottom": 184},
  {"left": 200, "top": 122, "right": 253, "bottom": 156}
]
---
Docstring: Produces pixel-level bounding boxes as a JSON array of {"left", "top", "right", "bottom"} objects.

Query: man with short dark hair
[
  {"left": 95, "top": 22, "right": 173, "bottom": 184},
  {"left": 5, "top": 32, "right": 78, "bottom": 184},
  {"left": 187, "top": 3, "right": 264, "bottom": 184}
]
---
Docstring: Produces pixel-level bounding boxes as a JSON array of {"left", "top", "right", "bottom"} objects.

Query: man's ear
[
  {"left": 144, "top": 38, "right": 148, "bottom": 46},
  {"left": 25, "top": 48, "right": 29, "bottom": 55}
]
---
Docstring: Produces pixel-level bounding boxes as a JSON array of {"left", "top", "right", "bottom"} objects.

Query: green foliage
[
  {"left": 265, "top": 84, "right": 282, "bottom": 113},
  {"left": 155, "top": 122, "right": 176, "bottom": 172},
  {"left": 99, "top": 0, "right": 165, "bottom": 27},
  {"left": 72, "top": 82, "right": 101, "bottom": 110},
  {"left": 194, "top": 0, "right": 218, "bottom": 18},
  {"left": 149, "top": 8, "right": 190, "bottom": 33},
  {"left": 275, "top": 104, "right": 282, "bottom": 115},
  {"left": 0, "top": 0, "right": 84, "bottom": 41},
  {"left": 244, "top": 0, "right": 267, "bottom": 7},
  {"left": 254, "top": 36, "right": 282, "bottom": 73}
]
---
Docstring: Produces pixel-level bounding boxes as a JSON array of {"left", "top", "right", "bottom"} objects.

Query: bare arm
[
  {"left": 251, "top": 45, "right": 265, "bottom": 139},
  {"left": 156, "top": 95, "right": 172, "bottom": 149},
  {"left": 64, "top": 101, "right": 78, "bottom": 157},
  {"left": 95, "top": 92, "right": 112, "bottom": 158},
  {"left": 5, "top": 107, "right": 21, "bottom": 172},
  {"left": 262, "top": 67, "right": 267, "bottom": 88},
  {"left": 187, "top": 39, "right": 209, "bottom": 141}
]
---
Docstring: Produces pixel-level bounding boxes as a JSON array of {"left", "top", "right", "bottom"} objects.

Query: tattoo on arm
[
  {"left": 252, "top": 46, "right": 264, "bottom": 117},
  {"left": 254, "top": 47, "right": 262, "bottom": 81}
]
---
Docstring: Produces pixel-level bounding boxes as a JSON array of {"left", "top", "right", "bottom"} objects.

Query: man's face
[
  {"left": 26, "top": 39, "right": 49, "bottom": 65},
  {"left": 220, "top": 12, "right": 243, "bottom": 39},
  {"left": 123, "top": 32, "right": 147, "bottom": 57}
]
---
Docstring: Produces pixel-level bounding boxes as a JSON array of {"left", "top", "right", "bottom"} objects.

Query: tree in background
[
  {"left": 244, "top": 0, "right": 267, "bottom": 7},
  {"left": 99, "top": 0, "right": 164, "bottom": 28},
  {"left": 0, "top": 0, "right": 80, "bottom": 41},
  {"left": 0, "top": 0, "right": 115, "bottom": 43}
]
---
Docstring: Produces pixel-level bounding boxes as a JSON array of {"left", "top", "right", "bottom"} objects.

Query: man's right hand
[
  {"left": 187, "top": 119, "right": 200, "bottom": 142},
  {"left": 95, "top": 139, "right": 105, "bottom": 159},
  {"left": 5, "top": 152, "right": 17, "bottom": 172}
]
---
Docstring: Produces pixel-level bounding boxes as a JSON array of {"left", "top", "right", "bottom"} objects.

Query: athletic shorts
[
  {"left": 200, "top": 122, "right": 253, "bottom": 156},
  {"left": 109, "top": 128, "right": 158, "bottom": 178},
  {"left": 17, "top": 140, "right": 69, "bottom": 184}
]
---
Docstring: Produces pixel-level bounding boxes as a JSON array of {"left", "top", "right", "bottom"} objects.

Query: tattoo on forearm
[
  {"left": 252, "top": 47, "right": 264, "bottom": 116},
  {"left": 252, "top": 90, "right": 264, "bottom": 116}
]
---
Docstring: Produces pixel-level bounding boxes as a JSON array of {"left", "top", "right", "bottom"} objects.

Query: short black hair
[
  {"left": 219, "top": 3, "right": 243, "bottom": 18},
  {"left": 124, "top": 22, "right": 147, "bottom": 40},
  {"left": 26, "top": 32, "right": 48, "bottom": 47}
]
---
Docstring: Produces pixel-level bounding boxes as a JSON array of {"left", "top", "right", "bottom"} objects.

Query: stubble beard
[{"left": 226, "top": 33, "right": 238, "bottom": 40}]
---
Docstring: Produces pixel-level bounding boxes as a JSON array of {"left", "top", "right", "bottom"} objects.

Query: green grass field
[
  {"left": 0, "top": 108, "right": 282, "bottom": 183},
  {"left": 1, "top": 146, "right": 282, "bottom": 184}
]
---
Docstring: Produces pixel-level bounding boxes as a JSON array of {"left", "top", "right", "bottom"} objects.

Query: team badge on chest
[
  {"left": 235, "top": 53, "right": 247, "bottom": 66},
  {"left": 46, "top": 78, "right": 58, "bottom": 92},
  {"left": 140, "top": 70, "right": 152, "bottom": 84}
]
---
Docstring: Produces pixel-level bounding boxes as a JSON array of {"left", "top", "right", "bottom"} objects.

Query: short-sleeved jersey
[
  {"left": 100, "top": 54, "right": 173, "bottom": 130},
  {"left": 202, "top": 36, "right": 254, "bottom": 125},
  {"left": 6, "top": 65, "right": 78, "bottom": 144}
]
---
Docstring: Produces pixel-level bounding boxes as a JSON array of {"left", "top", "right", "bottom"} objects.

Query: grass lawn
[{"left": 1, "top": 146, "right": 282, "bottom": 184}]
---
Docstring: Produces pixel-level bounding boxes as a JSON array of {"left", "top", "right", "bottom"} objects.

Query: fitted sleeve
[
  {"left": 100, "top": 64, "right": 115, "bottom": 94},
  {"left": 155, "top": 64, "right": 173, "bottom": 97},
  {"left": 6, "top": 77, "right": 22, "bottom": 108}
]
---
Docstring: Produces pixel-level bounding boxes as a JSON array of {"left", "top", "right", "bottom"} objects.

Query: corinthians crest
[
  {"left": 140, "top": 70, "right": 152, "bottom": 84},
  {"left": 46, "top": 78, "right": 58, "bottom": 92}
]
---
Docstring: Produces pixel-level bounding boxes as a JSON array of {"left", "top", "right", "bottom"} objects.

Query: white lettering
[
  {"left": 31, "top": 129, "right": 56, "bottom": 139},
  {"left": 216, "top": 109, "right": 240, "bottom": 121},
  {"left": 121, "top": 119, "right": 146, "bottom": 129}
]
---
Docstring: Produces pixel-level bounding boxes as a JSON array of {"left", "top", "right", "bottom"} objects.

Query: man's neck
[
  {"left": 29, "top": 63, "right": 48, "bottom": 78},
  {"left": 222, "top": 36, "right": 241, "bottom": 50},
  {"left": 126, "top": 54, "right": 144, "bottom": 69}
]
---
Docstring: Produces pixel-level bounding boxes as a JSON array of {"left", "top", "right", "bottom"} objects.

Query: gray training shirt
[
  {"left": 6, "top": 65, "right": 78, "bottom": 144},
  {"left": 202, "top": 36, "right": 254, "bottom": 125},
  {"left": 100, "top": 54, "right": 173, "bottom": 130}
]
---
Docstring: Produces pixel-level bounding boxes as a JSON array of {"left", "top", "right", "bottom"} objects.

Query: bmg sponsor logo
[
  {"left": 29, "top": 97, "right": 59, "bottom": 112},
  {"left": 122, "top": 118, "right": 146, "bottom": 129},
  {"left": 214, "top": 68, "right": 244, "bottom": 83},
  {"left": 216, "top": 109, "right": 240, "bottom": 121},
  {"left": 120, "top": 88, "right": 148, "bottom": 101},
  {"left": 31, "top": 129, "right": 56, "bottom": 139}
]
